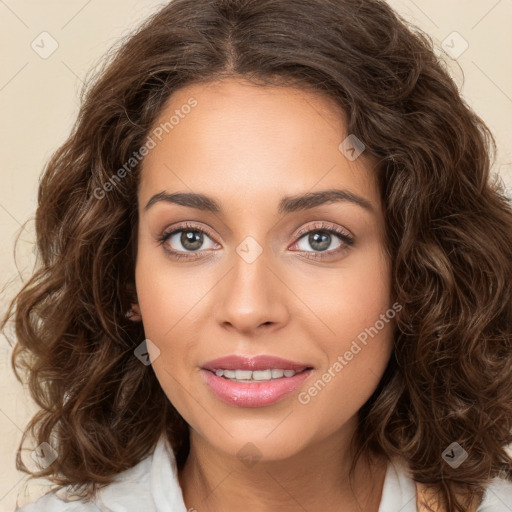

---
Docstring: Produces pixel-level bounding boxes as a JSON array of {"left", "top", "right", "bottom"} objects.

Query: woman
[{"left": 4, "top": 0, "right": 512, "bottom": 511}]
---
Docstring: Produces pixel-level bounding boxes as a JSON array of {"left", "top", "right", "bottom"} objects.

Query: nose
[{"left": 214, "top": 246, "right": 289, "bottom": 336}]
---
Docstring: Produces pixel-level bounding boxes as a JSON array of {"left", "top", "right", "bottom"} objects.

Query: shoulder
[
  {"left": 15, "top": 443, "right": 156, "bottom": 512},
  {"left": 415, "top": 471, "right": 512, "bottom": 512},
  {"left": 15, "top": 491, "right": 95, "bottom": 512},
  {"left": 478, "top": 475, "right": 512, "bottom": 511},
  {"left": 383, "top": 457, "right": 512, "bottom": 512}
]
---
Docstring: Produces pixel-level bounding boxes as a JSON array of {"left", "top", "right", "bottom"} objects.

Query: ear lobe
[
  {"left": 126, "top": 303, "right": 142, "bottom": 321},
  {"left": 125, "top": 281, "right": 141, "bottom": 321}
]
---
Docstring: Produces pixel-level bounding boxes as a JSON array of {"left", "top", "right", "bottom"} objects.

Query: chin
[{"left": 190, "top": 418, "right": 311, "bottom": 462}]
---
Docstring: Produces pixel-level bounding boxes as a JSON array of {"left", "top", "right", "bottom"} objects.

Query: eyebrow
[{"left": 144, "top": 189, "right": 374, "bottom": 214}]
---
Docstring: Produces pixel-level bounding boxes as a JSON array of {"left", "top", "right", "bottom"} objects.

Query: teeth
[
  {"left": 214, "top": 368, "right": 301, "bottom": 381},
  {"left": 252, "top": 369, "right": 271, "bottom": 380},
  {"left": 235, "top": 370, "right": 252, "bottom": 380}
]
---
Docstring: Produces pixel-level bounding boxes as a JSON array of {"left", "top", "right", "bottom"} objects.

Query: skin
[{"left": 131, "top": 77, "right": 395, "bottom": 512}]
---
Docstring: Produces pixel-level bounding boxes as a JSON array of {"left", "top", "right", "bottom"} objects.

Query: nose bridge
[
  {"left": 215, "top": 231, "right": 288, "bottom": 332},
  {"left": 233, "top": 233, "right": 270, "bottom": 289}
]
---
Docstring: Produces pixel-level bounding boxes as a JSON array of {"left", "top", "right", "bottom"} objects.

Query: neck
[{"left": 177, "top": 425, "right": 387, "bottom": 512}]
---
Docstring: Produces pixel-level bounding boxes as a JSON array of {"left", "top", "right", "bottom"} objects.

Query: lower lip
[{"left": 201, "top": 368, "right": 313, "bottom": 407}]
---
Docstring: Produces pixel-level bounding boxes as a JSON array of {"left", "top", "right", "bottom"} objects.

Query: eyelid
[
  {"left": 293, "top": 221, "right": 354, "bottom": 241},
  {"left": 159, "top": 221, "right": 218, "bottom": 242},
  {"left": 158, "top": 221, "right": 353, "bottom": 244}
]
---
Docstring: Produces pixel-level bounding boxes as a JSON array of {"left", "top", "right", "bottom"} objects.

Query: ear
[
  {"left": 126, "top": 303, "right": 142, "bottom": 321},
  {"left": 125, "top": 281, "right": 142, "bottom": 321}
]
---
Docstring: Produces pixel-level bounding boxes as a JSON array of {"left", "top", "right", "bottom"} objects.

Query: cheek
[
  {"left": 134, "top": 247, "right": 208, "bottom": 405},
  {"left": 296, "top": 242, "right": 392, "bottom": 350},
  {"left": 294, "top": 244, "right": 394, "bottom": 408},
  {"left": 134, "top": 244, "right": 209, "bottom": 340},
  {"left": 297, "top": 310, "right": 395, "bottom": 436},
  {"left": 134, "top": 252, "right": 195, "bottom": 411}
]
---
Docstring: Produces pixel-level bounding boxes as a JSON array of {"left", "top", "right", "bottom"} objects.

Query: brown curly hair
[{"left": 2, "top": 0, "right": 512, "bottom": 510}]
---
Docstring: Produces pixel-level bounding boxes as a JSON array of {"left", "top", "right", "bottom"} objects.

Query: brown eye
[{"left": 172, "top": 230, "right": 206, "bottom": 251}]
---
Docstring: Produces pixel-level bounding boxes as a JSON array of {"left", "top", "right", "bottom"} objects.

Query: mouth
[
  {"left": 210, "top": 367, "right": 312, "bottom": 383},
  {"left": 201, "top": 354, "right": 313, "bottom": 373},
  {"left": 200, "top": 355, "right": 314, "bottom": 407}
]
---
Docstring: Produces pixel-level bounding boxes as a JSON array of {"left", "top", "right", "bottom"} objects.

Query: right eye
[{"left": 157, "top": 222, "right": 220, "bottom": 260}]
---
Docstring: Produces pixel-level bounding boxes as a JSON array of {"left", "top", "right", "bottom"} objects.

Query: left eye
[{"left": 294, "top": 230, "right": 348, "bottom": 253}]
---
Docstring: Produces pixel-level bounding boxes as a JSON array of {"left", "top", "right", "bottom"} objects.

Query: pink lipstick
[{"left": 201, "top": 355, "right": 314, "bottom": 407}]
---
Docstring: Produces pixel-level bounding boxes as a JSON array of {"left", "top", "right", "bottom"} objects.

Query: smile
[
  {"left": 201, "top": 367, "right": 313, "bottom": 407},
  {"left": 214, "top": 368, "right": 304, "bottom": 381}
]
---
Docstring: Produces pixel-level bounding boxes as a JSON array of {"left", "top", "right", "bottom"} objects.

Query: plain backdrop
[{"left": 1, "top": 1, "right": 511, "bottom": 510}]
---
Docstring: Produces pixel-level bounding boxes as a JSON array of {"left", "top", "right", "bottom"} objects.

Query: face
[{"left": 134, "top": 77, "right": 395, "bottom": 462}]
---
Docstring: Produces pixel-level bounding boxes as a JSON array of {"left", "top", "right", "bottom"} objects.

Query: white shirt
[{"left": 16, "top": 435, "right": 512, "bottom": 511}]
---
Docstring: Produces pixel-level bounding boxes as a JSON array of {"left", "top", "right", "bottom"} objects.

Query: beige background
[{"left": 1, "top": 1, "right": 511, "bottom": 510}]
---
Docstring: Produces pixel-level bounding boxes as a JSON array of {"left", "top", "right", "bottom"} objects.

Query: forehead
[{"left": 138, "top": 77, "right": 380, "bottom": 211}]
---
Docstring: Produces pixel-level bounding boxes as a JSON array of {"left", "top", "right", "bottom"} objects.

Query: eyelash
[{"left": 156, "top": 221, "right": 354, "bottom": 261}]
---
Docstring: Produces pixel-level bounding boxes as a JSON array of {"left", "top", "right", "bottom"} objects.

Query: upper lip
[{"left": 202, "top": 355, "right": 313, "bottom": 372}]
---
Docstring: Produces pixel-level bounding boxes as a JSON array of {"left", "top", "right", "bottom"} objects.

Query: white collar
[{"left": 92, "top": 435, "right": 512, "bottom": 512}]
